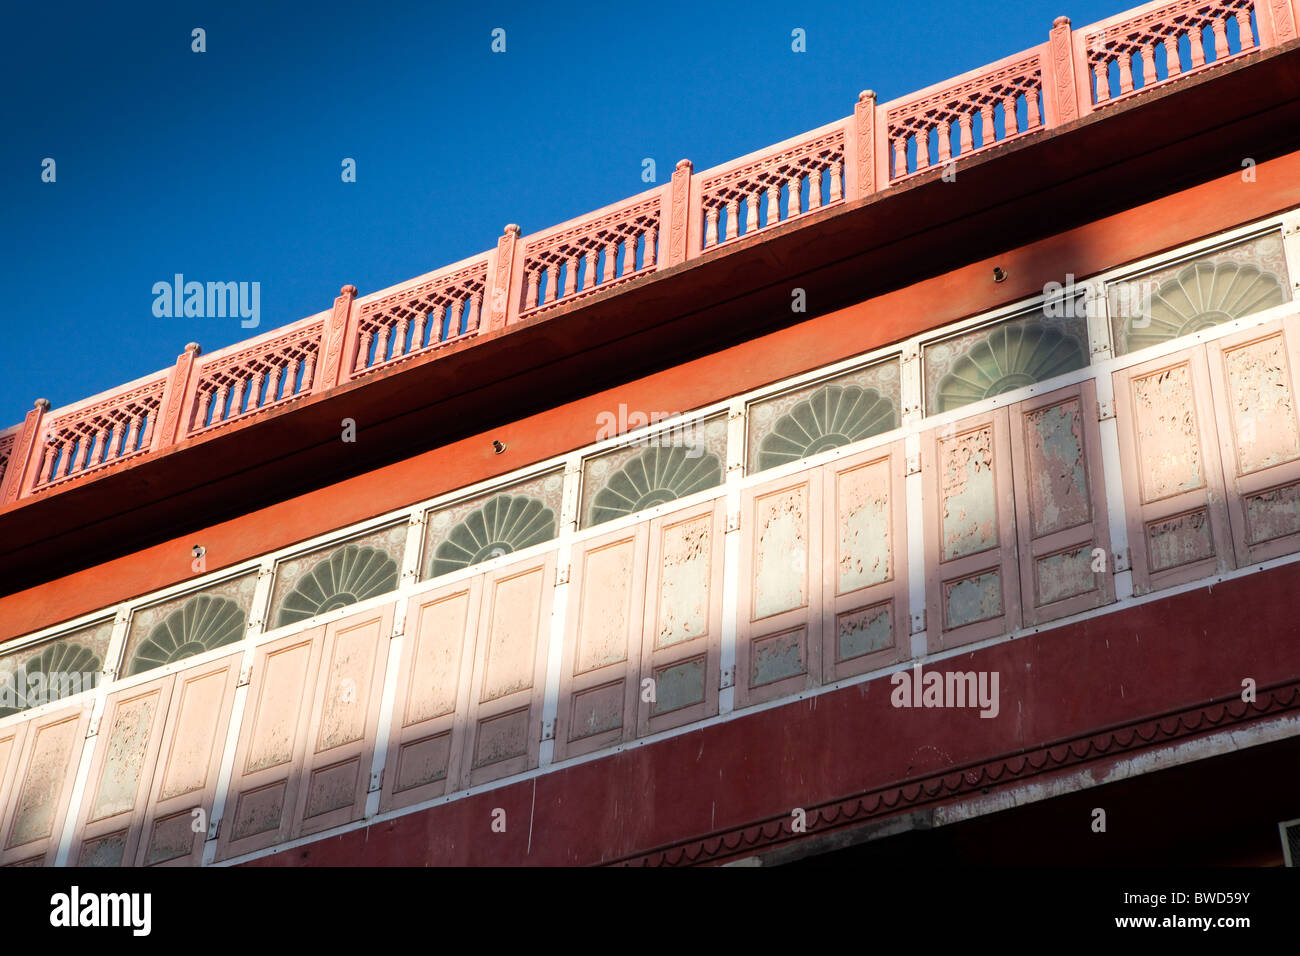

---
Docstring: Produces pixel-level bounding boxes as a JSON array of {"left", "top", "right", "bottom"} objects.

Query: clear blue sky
[{"left": 0, "top": 0, "right": 1123, "bottom": 423}]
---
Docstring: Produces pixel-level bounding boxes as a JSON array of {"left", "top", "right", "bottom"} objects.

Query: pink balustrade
[
  {"left": 34, "top": 376, "right": 169, "bottom": 488},
  {"left": 188, "top": 323, "right": 324, "bottom": 433},
  {"left": 5, "top": 0, "right": 1296, "bottom": 500},
  {"left": 519, "top": 192, "right": 663, "bottom": 315},
  {"left": 1085, "top": 0, "right": 1261, "bottom": 106},
  {"left": 698, "top": 124, "right": 847, "bottom": 249},
  {"left": 886, "top": 51, "right": 1047, "bottom": 182},
  {"left": 352, "top": 259, "right": 489, "bottom": 377}
]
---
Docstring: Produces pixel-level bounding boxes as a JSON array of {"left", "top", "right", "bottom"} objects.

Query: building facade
[{"left": 1, "top": 0, "right": 1300, "bottom": 866}]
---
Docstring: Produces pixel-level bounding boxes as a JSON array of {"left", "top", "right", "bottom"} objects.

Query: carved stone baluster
[
  {"left": 1004, "top": 95, "right": 1019, "bottom": 136},
  {"left": 623, "top": 235, "right": 638, "bottom": 275},
  {"left": 916, "top": 128, "right": 931, "bottom": 171},
  {"left": 375, "top": 326, "right": 391, "bottom": 365},
  {"left": 546, "top": 261, "right": 559, "bottom": 305},
  {"left": 289, "top": 357, "right": 302, "bottom": 395},
  {"left": 565, "top": 255, "right": 578, "bottom": 296},
  {"left": 725, "top": 199, "right": 739, "bottom": 240},
  {"left": 765, "top": 182, "right": 781, "bottom": 224},
  {"left": 126, "top": 416, "right": 141, "bottom": 453},
  {"left": 643, "top": 226, "right": 657, "bottom": 268},
  {"left": 746, "top": 191, "right": 760, "bottom": 232},
  {"left": 787, "top": 175, "right": 801, "bottom": 217},
  {"left": 980, "top": 104, "right": 996, "bottom": 144},
  {"left": 1026, "top": 87, "right": 1041, "bottom": 128},
  {"left": 215, "top": 384, "right": 229, "bottom": 421},
  {"left": 302, "top": 354, "right": 316, "bottom": 390},
  {"left": 393, "top": 316, "right": 408, "bottom": 358},
  {"left": 1117, "top": 50, "right": 1134, "bottom": 94},
  {"left": 1093, "top": 58, "right": 1111, "bottom": 103},
  {"left": 140, "top": 412, "right": 155, "bottom": 448},
  {"left": 357, "top": 330, "right": 373, "bottom": 371},
  {"left": 893, "top": 137, "right": 907, "bottom": 179},
  {"left": 1139, "top": 43, "right": 1156, "bottom": 88},
  {"left": 585, "top": 249, "right": 599, "bottom": 290},
  {"left": 1190, "top": 27, "right": 1206, "bottom": 68},
  {"left": 936, "top": 120, "right": 952, "bottom": 163},
  {"left": 412, "top": 310, "right": 428, "bottom": 350},
  {"left": 52, "top": 439, "right": 69, "bottom": 479},
  {"left": 232, "top": 378, "right": 248, "bottom": 416},
  {"left": 1164, "top": 35, "right": 1181, "bottom": 76},
  {"left": 808, "top": 168, "right": 823, "bottom": 209},
  {"left": 603, "top": 242, "right": 617, "bottom": 281},
  {"left": 197, "top": 391, "right": 212, "bottom": 427},
  {"left": 430, "top": 305, "right": 446, "bottom": 343},
  {"left": 525, "top": 271, "right": 540, "bottom": 310},
  {"left": 705, "top": 206, "right": 719, "bottom": 247},
  {"left": 466, "top": 292, "right": 482, "bottom": 332},
  {"left": 1236, "top": 8, "right": 1254, "bottom": 50},
  {"left": 1211, "top": 18, "right": 1229, "bottom": 61},
  {"left": 958, "top": 113, "right": 974, "bottom": 154},
  {"left": 250, "top": 370, "right": 265, "bottom": 408},
  {"left": 94, "top": 426, "right": 109, "bottom": 464},
  {"left": 72, "top": 433, "right": 90, "bottom": 473},
  {"left": 829, "top": 161, "right": 842, "bottom": 202},
  {"left": 38, "top": 442, "right": 54, "bottom": 484}
]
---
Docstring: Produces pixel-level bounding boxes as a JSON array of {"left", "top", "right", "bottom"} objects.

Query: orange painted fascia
[{"left": 2, "top": 150, "right": 1298, "bottom": 643}]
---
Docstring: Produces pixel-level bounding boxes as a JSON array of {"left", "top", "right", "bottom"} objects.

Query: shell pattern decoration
[
  {"left": 431, "top": 494, "right": 557, "bottom": 578},
  {"left": 128, "top": 595, "right": 246, "bottom": 676},
  {"left": 0, "top": 641, "right": 102, "bottom": 717},
  {"left": 757, "top": 384, "right": 896, "bottom": 472},
  {"left": 933, "top": 323, "right": 1086, "bottom": 413},
  {"left": 590, "top": 445, "right": 723, "bottom": 526},
  {"left": 1120, "top": 261, "right": 1285, "bottom": 354},
  {"left": 276, "top": 544, "right": 400, "bottom": 627}
]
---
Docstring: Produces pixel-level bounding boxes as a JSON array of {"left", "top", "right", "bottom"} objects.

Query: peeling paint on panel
[
  {"left": 482, "top": 570, "right": 542, "bottom": 702},
  {"left": 1133, "top": 364, "right": 1204, "bottom": 502},
  {"left": 318, "top": 622, "right": 378, "bottom": 752},
  {"left": 473, "top": 707, "right": 529, "bottom": 767},
  {"left": 570, "top": 680, "right": 624, "bottom": 740},
  {"left": 750, "top": 628, "right": 806, "bottom": 687},
  {"left": 1035, "top": 545, "right": 1096, "bottom": 606},
  {"left": 1245, "top": 481, "right": 1300, "bottom": 544},
  {"left": 651, "top": 656, "right": 706, "bottom": 716},
  {"left": 246, "top": 643, "right": 312, "bottom": 774},
  {"left": 230, "top": 781, "right": 286, "bottom": 841},
  {"left": 837, "top": 603, "right": 892, "bottom": 662},
  {"left": 145, "top": 809, "right": 197, "bottom": 865},
  {"left": 577, "top": 540, "right": 634, "bottom": 672},
  {"left": 940, "top": 427, "right": 997, "bottom": 560},
  {"left": 657, "top": 516, "right": 711, "bottom": 649},
  {"left": 90, "top": 693, "right": 157, "bottom": 822},
  {"left": 395, "top": 732, "right": 451, "bottom": 792},
  {"left": 944, "top": 571, "right": 1002, "bottom": 629},
  {"left": 1224, "top": 335, "right": 1300, "bottom": 475},
  {"left": 754, "top": 487, "right": 807, "bottom": 619},
  {"left": 78, "top": 830, "right": 127, "bottom": 867},
  {"left": 1146, "top": 509, "right": 1214, "bottom": 572},
  {"left": 1026, "top": 400, "right": 1090, "bottom": 536},
  {"left": 407, "top": 593, "right": 469, "bottom": 725},
  {"left": 838, "top": 460, "right": 891, "bottom": 594},
  {"left": 9, "top": 717, "right": 79, "bottom": 848},
  {"left": 304, "top": 758, "right": 359, "bottom": 818},
  {"left": 159, "top": 669, "right": 226, "bottom": 801}
]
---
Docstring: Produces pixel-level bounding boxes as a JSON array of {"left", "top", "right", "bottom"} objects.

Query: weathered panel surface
[
  {"left": 1146, "top": 509, "right": 1215, "bottom": 572},
  {"left": 394, "top": 733, "right": 451, "bottom": 792},
  {"left": 944, "top": 570, "right": 1003, "bottom": 629},
  {"left": 89, "top": 692, "right": 158, "bottom": 822},
  {"left": 406, "top": 592, "right": 469, "bottom": 724},
  {"left": 652, "top": 656, "right": 706, "bottom": 716},
  {"left": 576, "top": 539, "right": 634, "bottom": 671},
  {"left": 753, "top": 486, "right": 809, "bottom": 619},
  {"left": 482, "top": 569, "right": 543, "bottom": 702},
  {"left": 570, "top": 680, "right": 625, "bottom": 739},
  {"left": 247, "top": 641, "right": 314, "bottom": 774},
  {"left": 1034, "top": 545, "right": 1096, "bottom": 605},
  {"left": 1025, "top": 399, "right": 1090, "bottom": 536},
  {"left": 836, "top": 602, "right": 892, "bottom": 662},
  {"left": 1222, "top": 333, "right": 1300, "bottom": 475},
  {"left": 474, "top": 707, "right": 529, "bottom": 767},
  {"left": 656, "top": 516, "right": 711, "bottom": 648},
  {"left": 8, "top": 714, "right": 80, "bottom": 851},
  {"left": 158, "top": 668, "right": 228, "bottom": 802},
  {"left": 750, "top": 628, "right": 806, "bottom": 687},
  {"left": 1245, "top": 481, "right": 1300, "bottom": 543},
  {"left": 1133, "top": 363, "right": 1204, "bottom": 502},
  {"left": 940, "top": 426, "right": 997, "bottom": 560},
  {"left": 837, "top": 459, "right": 891, "bottom": 593}
]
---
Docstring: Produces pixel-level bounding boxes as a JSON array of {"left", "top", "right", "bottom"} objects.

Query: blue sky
[{"left": 0, "top": 0, "right": 1123, "bottom": 421}]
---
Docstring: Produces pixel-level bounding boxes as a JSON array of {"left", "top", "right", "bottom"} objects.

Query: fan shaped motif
[
  {"left": 1120, "top": 261, "right": 1285, "bottom": 354},
  {"left": 0, "top": 642, "right": 102, "bottom": 717},
  {"left": 589, "top": 446, "right": 723, "bottom": 526},
  {"left": 276, "top": 545, "right": 400, "bottom": 627},
  {"left": 933, "top": 324, "right": 1085, "bottom": 413},
  {"left": 431, "top": 494, "right": 557, "bottom": 577},
  {"left": 757, "top": 384, "right": 896, "bottom": 472},
  {"left": 128, "top": 595, "right": 245, "bottom": 676}
]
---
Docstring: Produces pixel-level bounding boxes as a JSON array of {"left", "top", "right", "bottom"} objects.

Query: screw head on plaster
[
  {"left": 993, "top": 267, "right": 1008, "bottom": 283},
  {"left": 492, "top": 440, "right": 507, "bottom": 454}
]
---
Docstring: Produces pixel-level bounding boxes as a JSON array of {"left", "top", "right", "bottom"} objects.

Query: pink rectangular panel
[
  {"left": 638, "top": 498, "right": 725, "bottom": 735},
  {"left": 554, "top": 525, "right": 647, "bottom": 760},
  {"left": 291, "top": 605, "right": 393, "bottom": 838},
  {"left": 923, "top": 408, "right": 1021, "bottom": 650},
  {"left": 0, "top": 705, "right": 90, "bottom": 865},
  {"left": 1009, "top": 381, "right": 1114, "bottom": 625},
  {"left": 462, "top": 553, "right": 555, "bottom": 788},
  {"left": 380, "top": 581, "right": 481, "bottom": 811}
]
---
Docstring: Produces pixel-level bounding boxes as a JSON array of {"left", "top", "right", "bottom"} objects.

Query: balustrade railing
[{"left": 3, "top": 0, "right": 1296, "bottom": 505}]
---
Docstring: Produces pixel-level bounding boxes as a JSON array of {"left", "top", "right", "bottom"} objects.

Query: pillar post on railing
[
  {"left": 154, "top": 342, "right": 202, "bottom": 449},
  {"left": 488, "top": 224, "right": 522, "bottom": 331},
  {"left": 667, "top": 159, "right": 694, "bottom": 265},
  {"left": 849, "top": 90, "right": 876, "bottom": 200},
  {"left": 0, "top": 399, "right": 50, "bottom": 504},
  {"left": 316, "top": 284, "right": 358, "bottom": 393},
  {"left": 1045, "top": 16, "right": 1083, "bottom": 126},
  {"left": 1255, "top": 0, "right": 1298, "bottom": 44}
]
